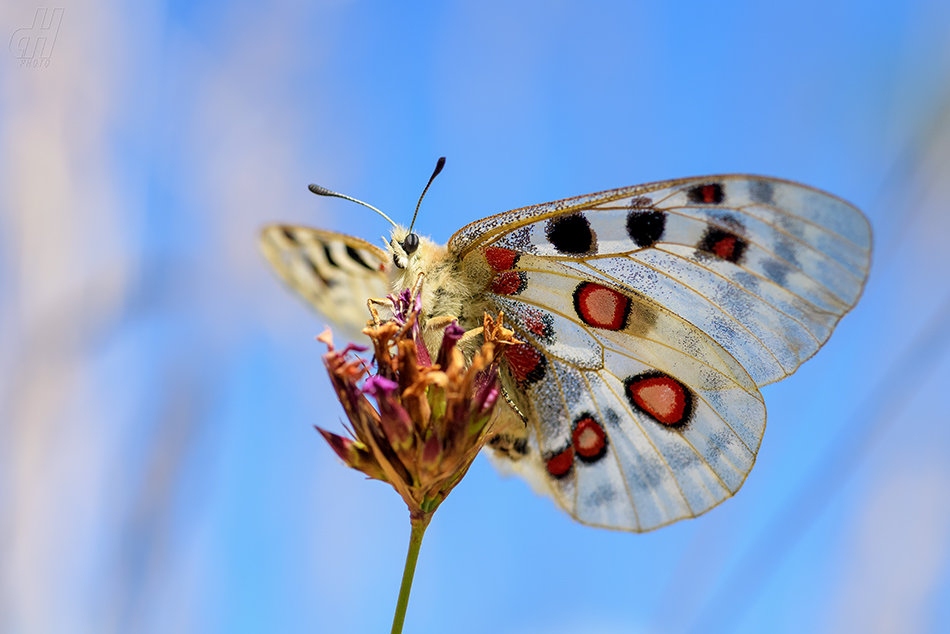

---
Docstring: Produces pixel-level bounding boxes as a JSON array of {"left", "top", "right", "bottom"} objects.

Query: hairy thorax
[{"left": 389, "top": 231, "right": 484, "bottom": 357}]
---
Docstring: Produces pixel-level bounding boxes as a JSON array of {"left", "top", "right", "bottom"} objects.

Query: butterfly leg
[
  {"left": 501, "top": 386, "right": 528, "bottom": 426},
  {"left": 409, "top": 271, "right": 426, "bottom": 304},
  {"left": 426, "top": 315, "right": 487, "bottom": 359},
  {"left": 425, "top": 315, "right": 458, "bottom": 330}
]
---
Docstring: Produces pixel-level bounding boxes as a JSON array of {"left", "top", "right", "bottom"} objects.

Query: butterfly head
[
  {"left": 401, "top": 231, "right": 420, "bottom": 256},
  {"left": 309, "top": 156, "right": 447, "bottom": 273},
  {"left": 388, "top": 225, "right": 432, "bottom": 271}
]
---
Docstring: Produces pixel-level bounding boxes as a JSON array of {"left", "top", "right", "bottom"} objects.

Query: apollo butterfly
[{"left": 261, "top": 162, "right": 871, "bottom": 532}]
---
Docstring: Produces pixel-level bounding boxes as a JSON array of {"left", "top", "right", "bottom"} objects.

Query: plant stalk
[{"left": 390, "top": 514, "right": 431, "bottom": 634}]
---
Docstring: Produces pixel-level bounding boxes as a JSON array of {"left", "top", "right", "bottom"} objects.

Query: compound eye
[{"left": 402, "top": 232, "right": 420, "bottom": 255}]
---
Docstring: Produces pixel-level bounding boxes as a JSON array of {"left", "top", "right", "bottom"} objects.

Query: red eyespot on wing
[
  {"left": 687, "top": 182, "right": 725, "bottom": 204},
  {"left": 506, "top": 343, "right": 547, "bottom": 387},
  {"left": 572, "top": 415, "right": 607, "bottom": 462},
  {"left": 545, "top": 446, "right": 574, "bottom": 478},
  {"left": 490, "top": 270, "right": 527, "bottom": 295},
  {"left": 523, "top": 308, "right": 554, "bottom": 342},
  {"left": 484, "top": 247, "right": 520, "bottom": 272},
  {"left": 624, "top": 372, "right": 693, "bottom": 427},
  {"left": 698, "top": 227, "right": 747, "bottom": 264},
  {"left": 573, "top": 282, "right": 630, "bottom": 330},
  {"left": 711, "top": 235, "right": 737, "bottom": 260}
]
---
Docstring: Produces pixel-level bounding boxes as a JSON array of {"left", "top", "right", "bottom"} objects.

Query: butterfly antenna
[
  {"left": 308, "top": 183, "right": 397, "bottom": 228},
  {"left": 407, "top": 156, "right": 446, "bottom": 234}
]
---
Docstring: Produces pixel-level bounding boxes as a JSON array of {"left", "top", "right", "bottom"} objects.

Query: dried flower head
[{"left": 316, "top": 289, "right": 519, "bottom": 521}]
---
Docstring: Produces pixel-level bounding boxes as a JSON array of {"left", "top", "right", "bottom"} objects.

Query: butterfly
[{"left": 261, "top": 162, "right": 871, "bottom": 532}]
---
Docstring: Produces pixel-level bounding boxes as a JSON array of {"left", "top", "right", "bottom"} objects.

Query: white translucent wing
[
  {"left": 453, "top": 175, "right": 871, "bottom": 386},
  {"left": 458, "top": 175, "right": 871, "bottom": 531},
  {"left": 260, "top": 226, "right": 391, "bottom": 340}
]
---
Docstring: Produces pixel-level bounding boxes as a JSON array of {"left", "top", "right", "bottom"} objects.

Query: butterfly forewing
[
  {"left": 260, "top": 226, "right": 391, "bottom": 340},
  {"left": 455, "top": 175, "right": 870, "bottom": 531},
  {"left": 452, "top": 175, "right": 871, "bottom": 386}
]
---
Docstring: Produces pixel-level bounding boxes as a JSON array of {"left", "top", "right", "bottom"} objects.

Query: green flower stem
[{"left": 391, "top": 514, "right": 431, "bottom": 634}]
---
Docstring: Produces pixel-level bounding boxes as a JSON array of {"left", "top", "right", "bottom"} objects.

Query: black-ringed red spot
[
  {"left": 573, "top": 282, "right": 631, "bottom": 331},
  {"left": 624, "top": 371, "right": 693, "bottom": 427},
  {"left": 545, "top": 445, "right": 574, "bottom": 479},
  {"left": 572, "top": 414, "right": 608, "bottom": 463},
  {"left": 505, "top": 343, "right": 547, "bottom": 387},
  {"left": 545, "top": 213, "right": 596, "bottom": 255},
  {"left": 490, "top": 270, "right": 527, "bottom": 296},
  {"left": 749, "top": 179, "right": 775, "bottom": 205},
  {"left": 484, "top": 246, "right": 520, "bottom": 272},
  {"left": 522, "top": 308, "right": 554, "bottom": 343},
  {"left": 687, "top": 182, "right": 725, "bottom": 204},
  {"left": 698, "top": 226, "right": 748, "bottom": 264},
  {"left": 626, "top": 210, "right": 666, "bottom": 247}
]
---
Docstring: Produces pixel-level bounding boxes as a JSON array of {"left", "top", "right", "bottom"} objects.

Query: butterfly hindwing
[
  {"left": 260, "top": 226, "right": 391, "bottom": 340},
  {"left": 456, "top": 175, "right": 870, "bottom": 531},
  {"left": 488, "top": 263, "right": 766, "bottom": 530}
]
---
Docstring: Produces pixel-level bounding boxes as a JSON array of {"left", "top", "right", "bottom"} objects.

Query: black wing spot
[
  {"left": 306, "top": 256, "right": 335, "bottom": 287},
  {"left": 773, "top": 235, "right": 800, "bottom": 268},
  {"left": 762, "top": 259, "right": 789, "bottom": 286},
  {"left": 346, "top": 245, "right": 375, "bottom": 271},
  {"left": 281, "top": 228, "right": 298, "bottom": 243},
  {"left": 687, "top": 183, "right": 725, "bottom": 204},
  {"left": 545, "top": 213, "right": 596, "bottom": 255},
  {"left": 322, "top": 243, "right": 339, "bottom": 268},
  {"left": 749, "top": 180, "right": 775, "bottom": 205},
  {"left": 626, "top": 210, "right": 666, "bottom": 247}
]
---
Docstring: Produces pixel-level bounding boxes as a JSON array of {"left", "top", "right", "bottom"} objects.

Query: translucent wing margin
[
  {"left": 260, "top": 226, "right": 391, "bottom": 339},
  {"left": 453, "top": 175, "right": 871, "bottom": 386}
]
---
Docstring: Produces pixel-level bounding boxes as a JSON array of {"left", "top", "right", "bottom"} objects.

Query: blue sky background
[{"left": 3, "top": 1, "right": 950, "bottom": 633}]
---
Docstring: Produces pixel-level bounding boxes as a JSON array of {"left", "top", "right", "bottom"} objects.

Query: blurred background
[{"left": 2, "top": 1, "right": 950, "bottom": 632}]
